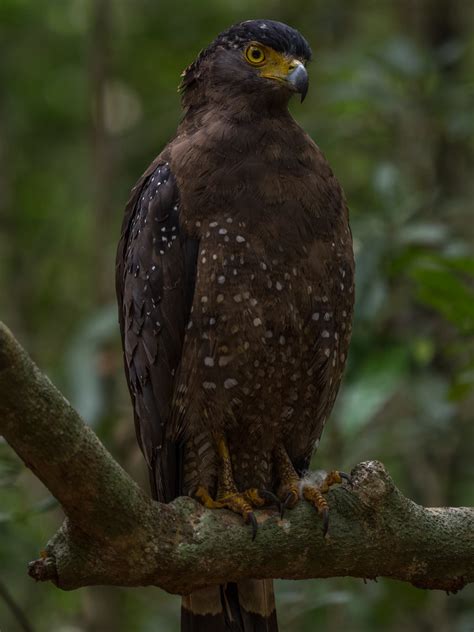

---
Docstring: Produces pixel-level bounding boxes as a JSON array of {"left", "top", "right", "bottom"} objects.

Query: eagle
[{"left": 116, "top": 19, "right": 354, "bottom": 632}]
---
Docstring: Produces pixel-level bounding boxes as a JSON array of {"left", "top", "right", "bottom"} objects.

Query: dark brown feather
[
  {"left": 117, "top": 19, "right": 353, "bottom": 632},
  {"left": 116, "top": 162, "right": 198, "bottom": 501}
]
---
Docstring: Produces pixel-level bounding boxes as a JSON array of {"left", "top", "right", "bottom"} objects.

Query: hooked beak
[{"left": 287, "top": 61, "right": 309, "bottom": 102}]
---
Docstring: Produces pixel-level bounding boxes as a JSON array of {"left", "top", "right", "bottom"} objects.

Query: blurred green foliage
[{"left": 1, "top": 1, "right": 473, "bottom": 631}]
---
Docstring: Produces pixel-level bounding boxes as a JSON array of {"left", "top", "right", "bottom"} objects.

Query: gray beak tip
[{"left": 287, "top": 63, "right": 309, "bottom": 104}]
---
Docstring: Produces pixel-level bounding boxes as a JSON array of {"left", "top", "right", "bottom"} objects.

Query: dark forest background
[{"left": 1, "top": 1, "right": 473, "bottom": 630}]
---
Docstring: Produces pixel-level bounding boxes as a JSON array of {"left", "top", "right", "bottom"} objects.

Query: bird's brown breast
[{"left": 164, "top": 111, "right": 354, "bottom": 494}]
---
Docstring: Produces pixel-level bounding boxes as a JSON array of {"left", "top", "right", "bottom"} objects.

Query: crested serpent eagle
[{"left": 116, "top": 19, "right": 354, "bottom": 632}]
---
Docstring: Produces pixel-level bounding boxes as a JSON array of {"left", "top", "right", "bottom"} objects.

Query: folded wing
[{"left": 116, "top": 161, "right": 199, "bottom": 501}]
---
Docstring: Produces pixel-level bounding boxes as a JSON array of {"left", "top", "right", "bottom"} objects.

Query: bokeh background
[{"left": 1, "top": 0, "right": 473, "bottom": 630}]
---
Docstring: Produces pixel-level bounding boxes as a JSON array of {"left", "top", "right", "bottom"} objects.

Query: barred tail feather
[
  {"left": 236, "top": 579, "right": 278, "bottom": 631},
  {"left": 181, "top": 580, "right": 278, "bottom": 631}
]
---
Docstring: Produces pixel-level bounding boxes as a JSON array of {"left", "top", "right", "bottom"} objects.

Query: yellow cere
[{"left": 244, "top": 42, "right": 303, "bottom": 82}]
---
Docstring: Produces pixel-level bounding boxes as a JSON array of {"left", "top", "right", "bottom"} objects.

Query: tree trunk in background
[
  {"left": 90, "top": 0, "right": 115, "bottom": 305},
  {"left": 0, "top": 99, "right": 25, "bottom": 342},
  {"left": 394, "top": 3, "right": 468, "bottom": 631},
  {"left": 84, "top": 2, "right": 126, "bottom": 630},
  {"left": 397, "top": 0, "right": 472, "bottom": 222}
]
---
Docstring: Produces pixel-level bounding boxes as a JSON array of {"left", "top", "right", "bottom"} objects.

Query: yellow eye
[{"left": 245, "top": 45, "right": 266, "bottom": 66}]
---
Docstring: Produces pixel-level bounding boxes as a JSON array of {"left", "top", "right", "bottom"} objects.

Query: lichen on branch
[{"left": 1, "top": 322, "right": 473, "bottom": 596}]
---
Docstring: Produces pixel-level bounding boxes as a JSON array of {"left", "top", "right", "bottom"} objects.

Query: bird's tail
[{"left": 181, "top": 579, "right": 278, "bottom": 631}]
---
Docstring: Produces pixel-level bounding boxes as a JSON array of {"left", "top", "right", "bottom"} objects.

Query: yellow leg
[
  {"left": 274, "top": 443, "right": 351, "bottom": 535},
  {"left": 194, "top": 437, "right": 276, "bottom": 539},
  {"left": 274, "top": 444, "right": 300, "bottom": 511}
]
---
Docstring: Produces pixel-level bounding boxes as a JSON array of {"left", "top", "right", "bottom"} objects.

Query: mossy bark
[{"left": 0, "top": 322, "right": 473, "bottom": 595}]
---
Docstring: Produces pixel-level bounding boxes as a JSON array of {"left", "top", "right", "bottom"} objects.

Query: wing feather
[{"left": 116, "top": 161, "right": 198, "bottom": 501}]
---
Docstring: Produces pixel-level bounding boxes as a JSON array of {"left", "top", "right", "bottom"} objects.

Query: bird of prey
[{"left": 116, "top": 19, "right": 354, "bottom": 632}]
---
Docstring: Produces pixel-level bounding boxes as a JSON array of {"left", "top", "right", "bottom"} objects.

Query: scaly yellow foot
[
  {"left": 195, "top": 486, "right": 277, "bottom": 539},
  {"left": 302, "top": 470, "right": 352, "bottom": 536},
  {"left": 195, "top": 436, "right": 280, "bottom": 539},
  {"left": 274, "top": 443, "right": 351, "bottom": 535}
]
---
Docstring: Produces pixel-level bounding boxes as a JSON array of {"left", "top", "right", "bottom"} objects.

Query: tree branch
[{"left": 0, "top": 321, "right": 472, "bottom": 596}]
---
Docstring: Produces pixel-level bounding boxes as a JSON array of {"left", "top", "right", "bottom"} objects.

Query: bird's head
[{"left": 180, "top": 20, "right": 312, "bottom": 110}]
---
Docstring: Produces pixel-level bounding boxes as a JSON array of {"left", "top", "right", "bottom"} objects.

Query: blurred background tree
[{"left": 0, "top": 0, "right": 473, "bottom": 630}]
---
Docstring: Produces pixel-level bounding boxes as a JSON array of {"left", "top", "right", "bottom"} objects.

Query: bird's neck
[
  {"left": 180, "top": 84, "right": 292, "bottom": 129},
  {"left": 173, "top": 96, "right": 308, "bottom": 170}
]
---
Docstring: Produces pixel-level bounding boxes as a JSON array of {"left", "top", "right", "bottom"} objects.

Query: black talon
[
  {"left": 322, "top": 507, "right": 329, "bottom": 537},
  {"left": 260, "top": 489, "right": 282, "bottom": 513},
  {"left": 339, "top": 471, "right": 353, "bottom": 488},
  {"left": 248, "top": 512, "right": 258, "bottom": 540}
]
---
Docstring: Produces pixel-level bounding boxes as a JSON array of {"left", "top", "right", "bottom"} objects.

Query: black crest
[{"left": 215, "top": 20, "right": 312, "bottom": 60}]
